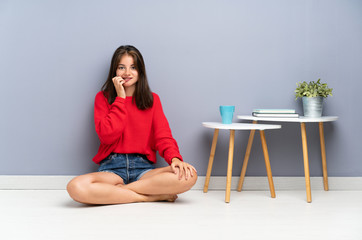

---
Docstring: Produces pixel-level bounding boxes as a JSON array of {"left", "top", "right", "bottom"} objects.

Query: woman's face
[{"left": 116, "top": 54, "right": 139, "bottom": 89}]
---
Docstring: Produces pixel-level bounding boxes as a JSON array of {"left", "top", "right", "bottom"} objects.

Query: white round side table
[
  {"left": 237, "top": 115, "right": 338, "bottom": 203},
  {"left": 202, "top": 122, "right": 281, "bottom": 203}
]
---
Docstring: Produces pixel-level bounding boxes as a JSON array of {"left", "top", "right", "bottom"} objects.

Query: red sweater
[{"left": 92, "top": 91, "right": 183, "bottom": 165}]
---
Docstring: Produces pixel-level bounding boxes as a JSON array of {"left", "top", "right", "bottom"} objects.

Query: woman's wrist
[{"left": 171, "top": 158, "right": 181, "bottom": 163}]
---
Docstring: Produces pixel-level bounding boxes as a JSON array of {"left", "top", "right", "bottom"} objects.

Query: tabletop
[
  {"left": 202, "top": 122, "right": 281, "bottom": 130},
  {"left": 237, "top": 115, "right": 338, "bottom": 123}
]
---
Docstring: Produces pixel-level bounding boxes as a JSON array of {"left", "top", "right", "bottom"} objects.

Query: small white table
[
  {"left": 202, "top": 122, "right": 281, "bottom": 203},
  {"left": 237, "top": 116, "right": 338, "bottom": 203}
]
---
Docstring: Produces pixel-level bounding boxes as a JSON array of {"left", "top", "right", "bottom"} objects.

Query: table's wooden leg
[
  {"left": 225, "top": 130, "right": 235, "bottom": 203},
  {"left": 301, "top": 123, "right": 312, "bottom": 203},
  {"left": 260, "top": 130, "right": 276, "bottom": 198},
  {"left": 319, "top": 122, "right": 329, "bottom": 191},
  {"left": 204, "top": 129, "right": 219, "bottom": 193},
  {"left": 237, "top": 120, "right": 257, "bottom": 192}
]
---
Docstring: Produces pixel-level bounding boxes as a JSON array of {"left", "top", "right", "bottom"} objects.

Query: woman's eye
[
  {"left": 131, "top": 66, "right": 136, "bottom": 70},
  {"left": 118, "top": 67, "right": 125, "bottom": 70}
]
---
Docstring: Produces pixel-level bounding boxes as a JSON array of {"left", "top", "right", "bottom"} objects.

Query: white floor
[{"left": 0, "top": 190, "right": 361, "bottom": 240}]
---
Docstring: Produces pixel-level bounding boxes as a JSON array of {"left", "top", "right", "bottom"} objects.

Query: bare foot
[{"left": 145, "top": 194, "right": 178, "bottom": 202}]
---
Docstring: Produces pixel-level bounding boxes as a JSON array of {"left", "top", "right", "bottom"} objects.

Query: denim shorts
[{"left": 98, "top": 153, "right": 155, "bottom": 184}]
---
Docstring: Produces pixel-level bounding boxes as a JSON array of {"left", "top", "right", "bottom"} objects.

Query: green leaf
[{"left": 294, "top": 78, "right": 333, "bottom": 99}]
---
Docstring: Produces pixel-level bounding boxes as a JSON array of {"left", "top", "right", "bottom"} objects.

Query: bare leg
[
  {"left": 67, "top": 172, "right": 177, "bottom": 205},
  {"left": 124, "top": 166, "right": 198, "bottom": 195}
]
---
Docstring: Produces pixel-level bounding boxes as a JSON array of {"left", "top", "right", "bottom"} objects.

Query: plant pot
[{"left": 302, "top": 96, "right": 324, "bottom": 117}]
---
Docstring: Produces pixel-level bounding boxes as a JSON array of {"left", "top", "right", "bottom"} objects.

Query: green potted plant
[{"left": 295, "top": 79, "right": 333, "bottom": 117}]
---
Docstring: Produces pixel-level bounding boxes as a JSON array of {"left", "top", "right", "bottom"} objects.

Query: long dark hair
[{"left": 101, "top": 45, "right": 153, "bottom": 110}]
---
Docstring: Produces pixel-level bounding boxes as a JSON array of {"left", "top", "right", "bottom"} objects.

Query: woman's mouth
[{"left": 123, "top": 77, "right": 132, "bottom": 82}]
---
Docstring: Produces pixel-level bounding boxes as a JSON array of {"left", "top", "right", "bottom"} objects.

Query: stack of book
[{"left": 252, "top": 109, "right": 299, "bottom": 118}]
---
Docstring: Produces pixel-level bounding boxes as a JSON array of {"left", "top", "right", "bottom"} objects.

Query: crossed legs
[{"left": 67, "top": 166, "right": 197, "bottom": 205}]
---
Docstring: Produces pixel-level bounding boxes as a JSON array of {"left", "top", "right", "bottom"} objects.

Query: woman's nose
[{"left": 124, "top": 68, "right": 131, "bottom": 75}]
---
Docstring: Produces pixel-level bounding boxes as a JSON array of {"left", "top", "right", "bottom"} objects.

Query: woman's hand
[
  {"left": 112, "top": 76, "right": 126, "bottom": 99},
  {"left": 171, "top": 158, "right": 197, "bottom": 180}
]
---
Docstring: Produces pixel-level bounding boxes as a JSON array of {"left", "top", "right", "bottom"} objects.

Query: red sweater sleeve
[
  {"left": 152, "top": 94, "right": 183, "bottom": 165},
  {"left": 94, "top": 92, "right": 127, "bottom": 145}
]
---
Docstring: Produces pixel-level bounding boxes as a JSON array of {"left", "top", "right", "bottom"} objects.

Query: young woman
[{"left": 67, "top": 45, "right": 197, "bottom": 204}]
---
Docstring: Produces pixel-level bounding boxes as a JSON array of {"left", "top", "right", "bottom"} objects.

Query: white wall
[{"left": 1, "top": 0, "right": 361, "bottom": 176}]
